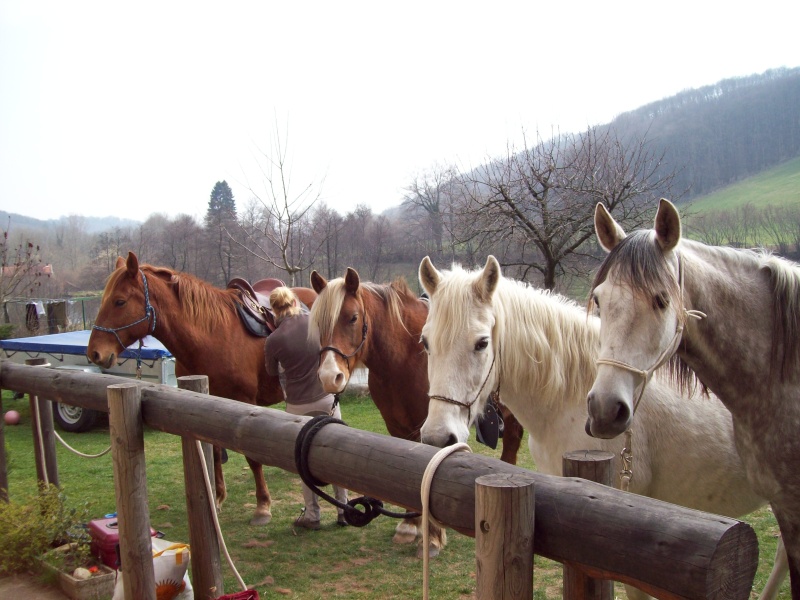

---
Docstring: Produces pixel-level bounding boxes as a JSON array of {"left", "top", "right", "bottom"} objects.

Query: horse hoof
[
  {"left": 392, "top": 522, "right": 418, "bottom": 545},
  {"left": 250, "top": 512, "right": 272, "bottom": 526},
  {"left": 416, "top": 544, "right": 440, "bottom": 559}
]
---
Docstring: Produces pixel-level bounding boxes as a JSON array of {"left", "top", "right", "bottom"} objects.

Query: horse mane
[
  {"left": 429, "top": 264, "right": 599, "bottom": 408},
  {"left": 139, "top": 265, "right": 240, "bottom": 333},
  {"left": 309, "top": 276, "right": 419, "bottom": 344},
  {"left": 760, "top": 252, "right": 800, "bottom": 380}
]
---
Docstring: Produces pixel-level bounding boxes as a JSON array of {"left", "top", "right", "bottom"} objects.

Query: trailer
[{"left": 0, "top": 330, "right": 175, "bottom": 432}]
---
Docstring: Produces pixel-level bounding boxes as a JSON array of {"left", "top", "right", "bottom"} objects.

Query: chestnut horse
[
  {"left": 308, "top": 267, "right": 523, "bottom": 557},
  {"left": 87, "top": 252, "right": 317, "bottom": 526}
]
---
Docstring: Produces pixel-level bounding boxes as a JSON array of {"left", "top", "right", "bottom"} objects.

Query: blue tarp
[{"left": 0, "top": 330, "right": 172, "bottom": 360}]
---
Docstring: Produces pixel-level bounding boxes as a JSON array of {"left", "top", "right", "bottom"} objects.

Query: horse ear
[
  {"left": 310, "top": 270, "right": 328, "bottom": 294},
  {"left": 115, "top": 256, "right": 126, "bottom": 269},
  {"left": 344, "top": 268, "right": 361, "bottom": 294},
  {"left": 654, "top": 198, "right": 681, "bottom": 251},
  {"left": 474, "top": 255, "right": 501, "bottom": 303},
  {"left": 125, "top": 252, "right": 139, "bottom": 277},
  {"left": 418, "top": 256, "right": 440, "bottom": 297},
  {"left": 594, "top": 203, "right": 626, "bottom": 252}
]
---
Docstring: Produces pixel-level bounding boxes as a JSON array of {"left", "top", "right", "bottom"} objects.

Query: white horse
[
  {"left": 418, "top": 254, "right": 785, "bottom": 600},
  {"left": 587, "top": 199, "right": 798, "bottom": 598}
]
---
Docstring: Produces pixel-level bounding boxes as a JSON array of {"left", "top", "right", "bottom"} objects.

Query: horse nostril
[
  {"left": 444, "top": 433, "right": 458, "bottom": 447},
  {"left": 334, "top": 373, "right": 345, "bottom": 388},
  {"left": 614, "top": 400, "right": 631, "bottom": 425}
]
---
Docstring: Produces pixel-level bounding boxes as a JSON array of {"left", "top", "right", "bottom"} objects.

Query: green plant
[{"left": 0, "top": 483, "right": 90, "bottom": 575}]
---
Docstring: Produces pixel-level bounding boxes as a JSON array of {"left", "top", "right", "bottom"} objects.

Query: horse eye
[
  {"left": 420, "top": 336, "right": 429, "bottom": 352},
  {"left": 654, "top": 293, "right": 670, "bottom": 310},
  {"left": 349, "top": 313, "right": 358, "bottom": 324},
  {"left": 114, "top": 299, "right": 126, "bottom": 307},
  {"left": 475, "top": 338, "right": 489, "bottom": 352},
  {"left": 591, "top": 295, "right": 600, "bottom": 313}
]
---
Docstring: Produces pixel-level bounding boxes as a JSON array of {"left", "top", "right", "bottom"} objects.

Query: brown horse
[
  {"left": 308, "top": 267, "right": 523, "bottom": 556},
  {"left": 87, "top": 251, "right": 317, "bottom": 526}
]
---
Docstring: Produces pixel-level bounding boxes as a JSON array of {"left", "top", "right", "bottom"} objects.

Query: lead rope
[
  {"left": 195, "top": 440, "right": 249, "bottom": 593},
  {"left": 421, "top": 443, "right": 471, "bottom": 600},
  {"left": 619, "top": 430, "right": 633, "bottom": 492}
]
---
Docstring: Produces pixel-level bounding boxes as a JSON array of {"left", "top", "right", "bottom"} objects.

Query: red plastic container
[{"left": 88, "top": 517, "right": 157, "bottom": 569}]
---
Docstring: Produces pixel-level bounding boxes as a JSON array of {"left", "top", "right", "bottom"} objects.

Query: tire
[{"left": 54, "top": 403, "right": 99, "bottom": 433}]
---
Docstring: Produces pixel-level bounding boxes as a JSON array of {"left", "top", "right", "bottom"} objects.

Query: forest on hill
[{"left": 2, "top": 67, "right": 799, "bottom": 323}]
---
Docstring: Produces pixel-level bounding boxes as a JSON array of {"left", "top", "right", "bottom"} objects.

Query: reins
[{"left": 93, "top": 269, "right": 157, "bottom": 375}]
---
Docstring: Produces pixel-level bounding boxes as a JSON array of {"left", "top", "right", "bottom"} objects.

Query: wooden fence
[{"left": 0, "top": 361, "right": 759, "bottom": 599}]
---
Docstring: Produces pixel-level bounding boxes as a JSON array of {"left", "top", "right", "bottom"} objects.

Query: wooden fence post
[
  {"left": 475, "top": 473, "right": 535, "bottom": 600},
  {"left": 0, "top": 362, "right": 7, "bottom": 502},
  {"left": 178, "top": 375, "right": 224, "bottom": 599},
  {"left": 26, "top": 358, "right": 58, "bottom": 488},
  {"left": 108, "top": 382, "right": 156, "bottom": 600},
  {"left": 562, "top": 450, "right": 615, "bottom": 600}
]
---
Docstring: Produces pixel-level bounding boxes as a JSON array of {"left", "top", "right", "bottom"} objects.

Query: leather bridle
[{"left": 320, "top": 321, "right": 368, "bottom": 376}]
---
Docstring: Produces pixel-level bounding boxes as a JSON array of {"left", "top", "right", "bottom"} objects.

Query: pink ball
[{"left": 4, "top": 410, "right": 20, "bottom": 425}]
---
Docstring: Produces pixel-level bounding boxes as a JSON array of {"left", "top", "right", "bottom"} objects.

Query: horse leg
[
  {"left": 393, "top": 516, "right": 420, "bottom": 545},
  {"left": 499, "top": 405, "right": 523, "bottom": 465},
  {"left": 213, "top": 445, "right": 227, "bottom": 510},
  {"left": 759, "top": 534, "right": 788, "bottom": 600},
  {"left": 416, "top": 520, "right": 447, "bottom": 559},
  {"left": 246, "top": 455, "right": 272, "bottom": 526}
]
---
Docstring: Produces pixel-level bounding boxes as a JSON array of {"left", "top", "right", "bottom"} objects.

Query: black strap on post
[{"left": 294, "top": 415, "right": 420, "bottom": 526}]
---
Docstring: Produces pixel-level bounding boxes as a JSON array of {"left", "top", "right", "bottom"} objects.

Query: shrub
[{"left": 0, "top": 484, "right": 90, "bottom": 575}]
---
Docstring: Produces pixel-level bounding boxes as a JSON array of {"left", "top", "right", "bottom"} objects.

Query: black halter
[
  {"left": 93, "top": 269, "right": 157, "bottom": 371},
  {"left": 320, "top": 321, "right": 368, "bottom": 375}
]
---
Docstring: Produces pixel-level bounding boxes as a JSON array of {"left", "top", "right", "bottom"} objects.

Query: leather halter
[
  {"left": 595, "top": 254, "right": 706, "bottom": 416},
  {"left": 93, "top": 269, "right": 157, "bottom": 374},
  {"left": 428, "top": 349, "right": 501, "bottom": 422},
  {"left": 320, "top": 321, "right": 368, "bottom": 375}
]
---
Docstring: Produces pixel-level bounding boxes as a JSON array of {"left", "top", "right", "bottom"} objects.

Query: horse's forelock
[
  {"left": 426, "top": 265, "right": 485, "bottom": 351},
  {"left": 591, "top": 230, "right": 682, "bottom": 315},
  {"left": 309, "top": 278, "right": 346, "bottom": 344}
]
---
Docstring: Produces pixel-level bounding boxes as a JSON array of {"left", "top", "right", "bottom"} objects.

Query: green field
[{"left": 684, "top": 155, "right": 800, "bottom": 214}]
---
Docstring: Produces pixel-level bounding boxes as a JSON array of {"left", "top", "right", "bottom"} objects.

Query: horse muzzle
[{"left": 585, "top": 389, "right": 632, "bottom": 439}]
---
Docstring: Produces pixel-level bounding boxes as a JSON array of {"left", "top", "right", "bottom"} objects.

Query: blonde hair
[{"left": 269, "top": 287, "right": 301, "bottom": 324}]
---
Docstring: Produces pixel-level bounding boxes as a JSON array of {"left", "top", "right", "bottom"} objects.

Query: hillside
[{"left": 682, "top": 155, "right": 800, "bottom": 214}]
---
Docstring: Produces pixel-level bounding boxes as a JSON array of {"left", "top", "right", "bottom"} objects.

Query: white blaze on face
[{"left": 317, "top": 351, "right": 348, "bottom": 394}]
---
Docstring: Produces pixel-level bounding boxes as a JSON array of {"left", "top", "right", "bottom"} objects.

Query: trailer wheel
[{"left": 54, "top": 403, "right": 98, "bottom": 433}]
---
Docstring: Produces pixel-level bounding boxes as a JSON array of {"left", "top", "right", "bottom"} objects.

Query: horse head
[
  {"left": 418, "top": 255, "right": 501, "bottom": 449},
  {"left": 87, "top": 251, "right": 172, "bottom": 369},
  {"left": 309, "top": 267, "right": 368, "bottom": 394},
  {"left": 586, "top": 199, "right": 688, "bottom": 439}
]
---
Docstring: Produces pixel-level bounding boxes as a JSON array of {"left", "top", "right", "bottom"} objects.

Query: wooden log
[
  {"left": 0, "top": 362, "right": 759, "bottom": 600},
  {"left": 108, "top": 383, "right": 156, "bottom": 600},
  {"left": 0, "top": 362, "right": 7, "bottom": 502},
  {"left": 26, "top": 358, "right": 59, "bottom": 487},
  {"left": 562, "top": 451, "right": 614, "bottom": 600},
  {"left": 475, "top": 473, "right": 534, "bottom": 600},
  {"left": 177, "top": 375, "right": 224, "bottom": 600}
]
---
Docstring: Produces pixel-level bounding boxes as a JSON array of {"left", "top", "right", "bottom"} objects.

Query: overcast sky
[{"left": 1, "top": 1, "right": 798, "bottom": 224}]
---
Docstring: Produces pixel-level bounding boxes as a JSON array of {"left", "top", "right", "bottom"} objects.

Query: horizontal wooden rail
[{"left": 0, "top": 360, "right": 758, "bottom": 599}]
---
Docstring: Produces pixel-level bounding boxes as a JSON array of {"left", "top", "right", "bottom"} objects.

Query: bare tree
[
  {"left": 403, "top": 164, "right": 458, "bottom": 260},
  {"left": 239, "top": 123, "right": 327, "bottom": 286},
  {"left": 0, "top": 217, "right": 50, "bottom": 305},
  {"left": 450, "top": 127, "right": 680, "bottom": 290}
]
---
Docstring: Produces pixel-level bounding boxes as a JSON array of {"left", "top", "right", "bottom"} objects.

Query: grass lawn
[{"left": 0, "top": 389, "right": 789, "bottom": 599}]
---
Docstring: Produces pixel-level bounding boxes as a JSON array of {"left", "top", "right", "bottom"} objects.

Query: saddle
[{"left": 227, "top": 277, "right": 286, "bottom": 337}]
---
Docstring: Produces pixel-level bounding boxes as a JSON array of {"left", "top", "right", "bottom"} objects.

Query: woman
[{"left": 264, "top": 286, "right": 348, "bottom": 530}]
